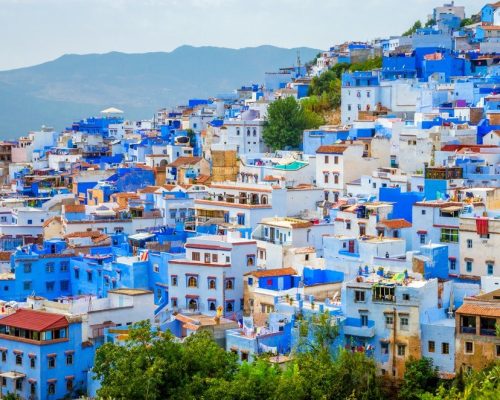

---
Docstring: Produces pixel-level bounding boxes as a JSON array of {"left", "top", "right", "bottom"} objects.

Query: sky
[{"left": 0, "top": 0, "right": 482, "bottom": 71}]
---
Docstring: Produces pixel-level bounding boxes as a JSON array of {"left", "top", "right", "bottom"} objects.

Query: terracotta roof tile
[
  {"left": 247, "top": 268, "right": 297, "bottom": 278},
  {"left": 0, "top": 309, "right": 69, "bottom": 331},
  {"left": 456, "top": 303, "right": 500, "bottom": 318},
  {"left": 168, "top": 156, "right": 202, "bottom": 168},
  {"left": 378, "top": 219, "right": 412, "bottom": 229},
  {"left": 63, "top": 204, "right": 85, "bottom": 213},
  {"left": 316, "top": 145, "right": 349, "bottom": 154},
  {"left": 0, "top": 252, "right": 12, "bottom": 261},
  {"left": 138, "top": 186, "right": 161, "bottom": 194}
]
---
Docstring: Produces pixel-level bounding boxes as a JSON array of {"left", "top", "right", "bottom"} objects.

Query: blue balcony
[
  {"left": 343, "top": 318, "right": 375, "bottom": 338},
  {"left": 461, "top": 326, "right": 476, "bottom": 334},
  {"left": 339, "top": 250, "right": 360, "bottom": 258}
]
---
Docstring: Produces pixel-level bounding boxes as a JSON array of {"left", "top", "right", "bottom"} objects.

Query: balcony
[
  {"left": 480, "top": 328, "right": 496, "bottom": 336},
  {"left": 343, "top": 319, "right": 376, "bottom": 338},
  {"left": 460, "top": 326, "right": 476, "bottom": 334}
]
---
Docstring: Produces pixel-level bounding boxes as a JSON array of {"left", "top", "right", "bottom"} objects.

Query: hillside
[{"left": 0, "top": 45, "right": 320, "bottom": 138}]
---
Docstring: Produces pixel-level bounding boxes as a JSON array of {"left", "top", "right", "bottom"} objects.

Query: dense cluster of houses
[{"left": 0, "top": 1, "right": 498, "bottom": 399}]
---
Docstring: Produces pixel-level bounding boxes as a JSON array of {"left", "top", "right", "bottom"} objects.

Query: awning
[
  {"left": 442, "top": 206, "right": 462, "bottom": 212},
  {"left": 0, "top": 371, "right": 26, "bottom": 379},
  {"left": 417, "top": 230, "right": 427, "bottom": 234}
]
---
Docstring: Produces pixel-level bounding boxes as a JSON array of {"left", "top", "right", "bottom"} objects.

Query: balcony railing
[
  {"left": 480, "top": 328, "right": 496, "bottom": 336},
  {"left": 461, "top": 326, "right": 476, "bottom": 334}
]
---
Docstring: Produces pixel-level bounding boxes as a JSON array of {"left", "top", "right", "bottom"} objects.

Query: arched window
[
  {"left": 48, "top": 383, "right": 55, "bottom": 395},
  {"left": 334, "top": 175, "right": 339, "bottom": 184},
  {"left": 253, "top": 129, "right": 257, "bottom": 136},
  {"left": 251, "top": 193, "right": 259, "bottom": 205},
  {"left": 226, "top": 301, "right": 233, "bottom": 312},
  {"left": 209, "top": 301, "right": 216, "bottom": 311},
  {"left": 225, "top": 279, "right": 234, "bottom": 290},
  {"left": 247, "top": 129, "right": 251, "bottom": 136},
  {"left": 246, "top": 255, "right": 255, "bottom": 267},
  {"left": 188, "top": 299, "right": 198, "bottom": 311},
  {"left": 187, "top": 276, "right": 198, "bottom": 288},
  {"left": 208, "top": 279, "right": 216, "bottom": 289},
  {"left": 261, "top": 195, "right": 268, "bottom": 205}
]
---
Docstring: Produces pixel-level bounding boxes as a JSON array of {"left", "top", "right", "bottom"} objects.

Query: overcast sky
[{"left": 1, "top": 0, "right": 481, "bottom": 71}]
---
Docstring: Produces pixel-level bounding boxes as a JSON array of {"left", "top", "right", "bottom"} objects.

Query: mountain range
[{"left": 0, "top": 45, "right": 320, "bottom": 139}]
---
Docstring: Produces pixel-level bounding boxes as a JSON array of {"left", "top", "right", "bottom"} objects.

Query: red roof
[
  {"left": 246, "top": 267, "right": 297, "bottom": 278},
  {"left": 316, "top": 145, "right": 349, "bottom": 154},
  {"left": 440, "top": 144, "right": 498, "bottom": 152},
  {"left": 0, "top": 309, "right": 69, "bottom": 331}
]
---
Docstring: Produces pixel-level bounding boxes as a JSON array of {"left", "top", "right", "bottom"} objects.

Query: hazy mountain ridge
[{"left": 0, "top": 45, "right": 320, "bottom": 138}]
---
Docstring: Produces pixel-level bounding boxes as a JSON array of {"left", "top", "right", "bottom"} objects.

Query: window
[
  {"left": 87, "top": 271, "right": 93, "bottom": 282},
  {"left": 15, "top": 379, "right": 22, "bottom": 391},
  {"left": 385, "top": 315, "right": 394, "bottom": 327},
  {"left": 1, "top": 351, "right": 6, "bottom": 362},
  {"left": 324, "top": 174, "right": 329, "bottom": 184},
  {"left": 246, "top": 255, "right": 255, "bottom": 267},
  {"left": 397, "top": 344, "right": 406, "bottom": 356},
  {"left": 48, "top": 356, "right": 56, "bottom": 368},
  {"left": 440, "top": 228, "right": 459, "bottom": 243},
  {"left": 449, "top": 259, "right": 456, "bottom": 271},
  {"left": 346, "top": 221, "right": 351, "bottom": 230},
  {"left": 30, "top": 382, "right": 35, "bottom": 395},
  {"left": 23, "top": 263, "right": 32, "bottom": 273},
  {"left": 487, "top": 264, "right": 494, "bottom": 275},
  {"left": 354, "top": 290, "right": 365, "bottom": 302},
  {"left": 325, "top": 155, "right": 329, "bottom": 164},
  {"left": 420, "top": 234, "right": 426, "bottom": 244},
  {"left": 360, "top": 314, "right": 368, "bottom": 327},
  {"left": 74, "top": 269, "right": 79, "bottom": 279},
  {"left": 225, "top": 300, "right": 234, "bottom": 312},
  {"left": 153, "top": 263, "right": 160, "bottom": 273},
  {"left": 187, "top": 276, "right": 198, "bottom": 288},
  {"left": 66, "top": 379, "right": 73, "bottom": 392},
  {"left": 171, "top": 276, "right": 178, "bottom": 286},
  {"left": 402, "top": 293, "right": 410, "bottom": 301},
  {"left": 29, "top": 357, "right": 35, "bottom": 368},
  {"left": 60, "top": 261, "right": 69, "bottom": 272},
  {"left": 212, "top": 254, "right": 218, "bottom": 263},
  {"left": 208, "top": 278, "right": 216, "bottom": 289},
  {"left": 400, "top": 316, "right": 409, "bottom": 331},
  {"left": 334, "top": 175, "right": 339, "bottom": 184},
  {"left": 225, "top": 278, "right": 234, "bottom": 290},
  {"left": 15, "top": 354, "right": 22, "bottom": 365},
  {"left": 421, "top": 210, "right": 426, "bottom": 215},
  {"left": 241, "top": 351, "right": 249, "bottom": 362},
  {"left": 466, "top": 261, "right": 472, "bottom": 273},
  {"left": 192, "top": 252, "right": 200, "bottom": 261},
  {"left": 381, "top": 342, "right": 389, "bottom": 354},
  {"left": 334, "top": 156, "right": 339, "bottom": 164},
  {"left": 45, "top": 263, "right": 55, "bottom": 273},
  {"left": 23, "top": 281, "right": 32, "bottom": 291},
  {"left": 465, "top": 341, "right": 474, "bottom": 354},
  {"left": 467, "top": 239, "right": 473, "bottom": 248},
  {"left": 66, "top": 354, "right": 73, "bottom": 365},
  {"left": 171, "top": 298, "right": 178, "bottom": 308},
  {"left": 46, "top": 281, "right": 55, "bottom": 292},
  {"left": 27, "top": 219, "right": 32, "bottom": 225},
  {"left": 442, "top": 342, "right": 449, "bottom": 354},
  {"left": 428, "top": 341, "right": 435, "bottom": 353},
  {"left": 48, "top": 383, "right": 55, "bottom": 395}
]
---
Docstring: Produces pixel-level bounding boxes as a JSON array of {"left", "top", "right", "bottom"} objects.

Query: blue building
[
  {"left": 0, "top": 308, "right": 94, "bottom": 399},
  {"left": 2, "top": 240, "right": 73, "bottom": 302}
]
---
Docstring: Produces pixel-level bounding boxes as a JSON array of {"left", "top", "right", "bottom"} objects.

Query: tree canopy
[
  {"left": 403, "top": 20, "right": 423, "bottom": 36},
  {"left": 263, "top": 96, "right": 323, "bottom": 150},
  {"left": 93, "top": 321, "right": 499, "bottom": 400}
]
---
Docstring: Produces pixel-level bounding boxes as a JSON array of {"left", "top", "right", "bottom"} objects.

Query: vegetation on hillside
[
  {"left": 403, "top": 20, "right": 423, "bottom": 36},
  {"left": 263, "top": 96, "right": 324, "bottom": 150},
  {"left": 93, "top": 321, "right": 499, "bottom": 400}
]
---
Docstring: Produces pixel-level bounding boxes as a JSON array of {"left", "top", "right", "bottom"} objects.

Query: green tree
[
  {"left": 460, "top": 17, "right": 473, "bottom": 27},
  {"left": 263, "top": 96, "right": 321, "bottom": 150},
  {"left": 420, "top": 364, "right": 500, "bottom": 400},
  {"left": 403, "top": 20, "right": 422, "bottom": 36},
  {"left": 93, "top": 321, "right": 238, "bottom": 400},
  {"left": 399, "top": 357, "right": 439, "bottom": 400}
]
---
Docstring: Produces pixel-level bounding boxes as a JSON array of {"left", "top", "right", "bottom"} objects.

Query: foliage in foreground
[{"left": 93, "top": 321, "right": 499, "bottom": 400}]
